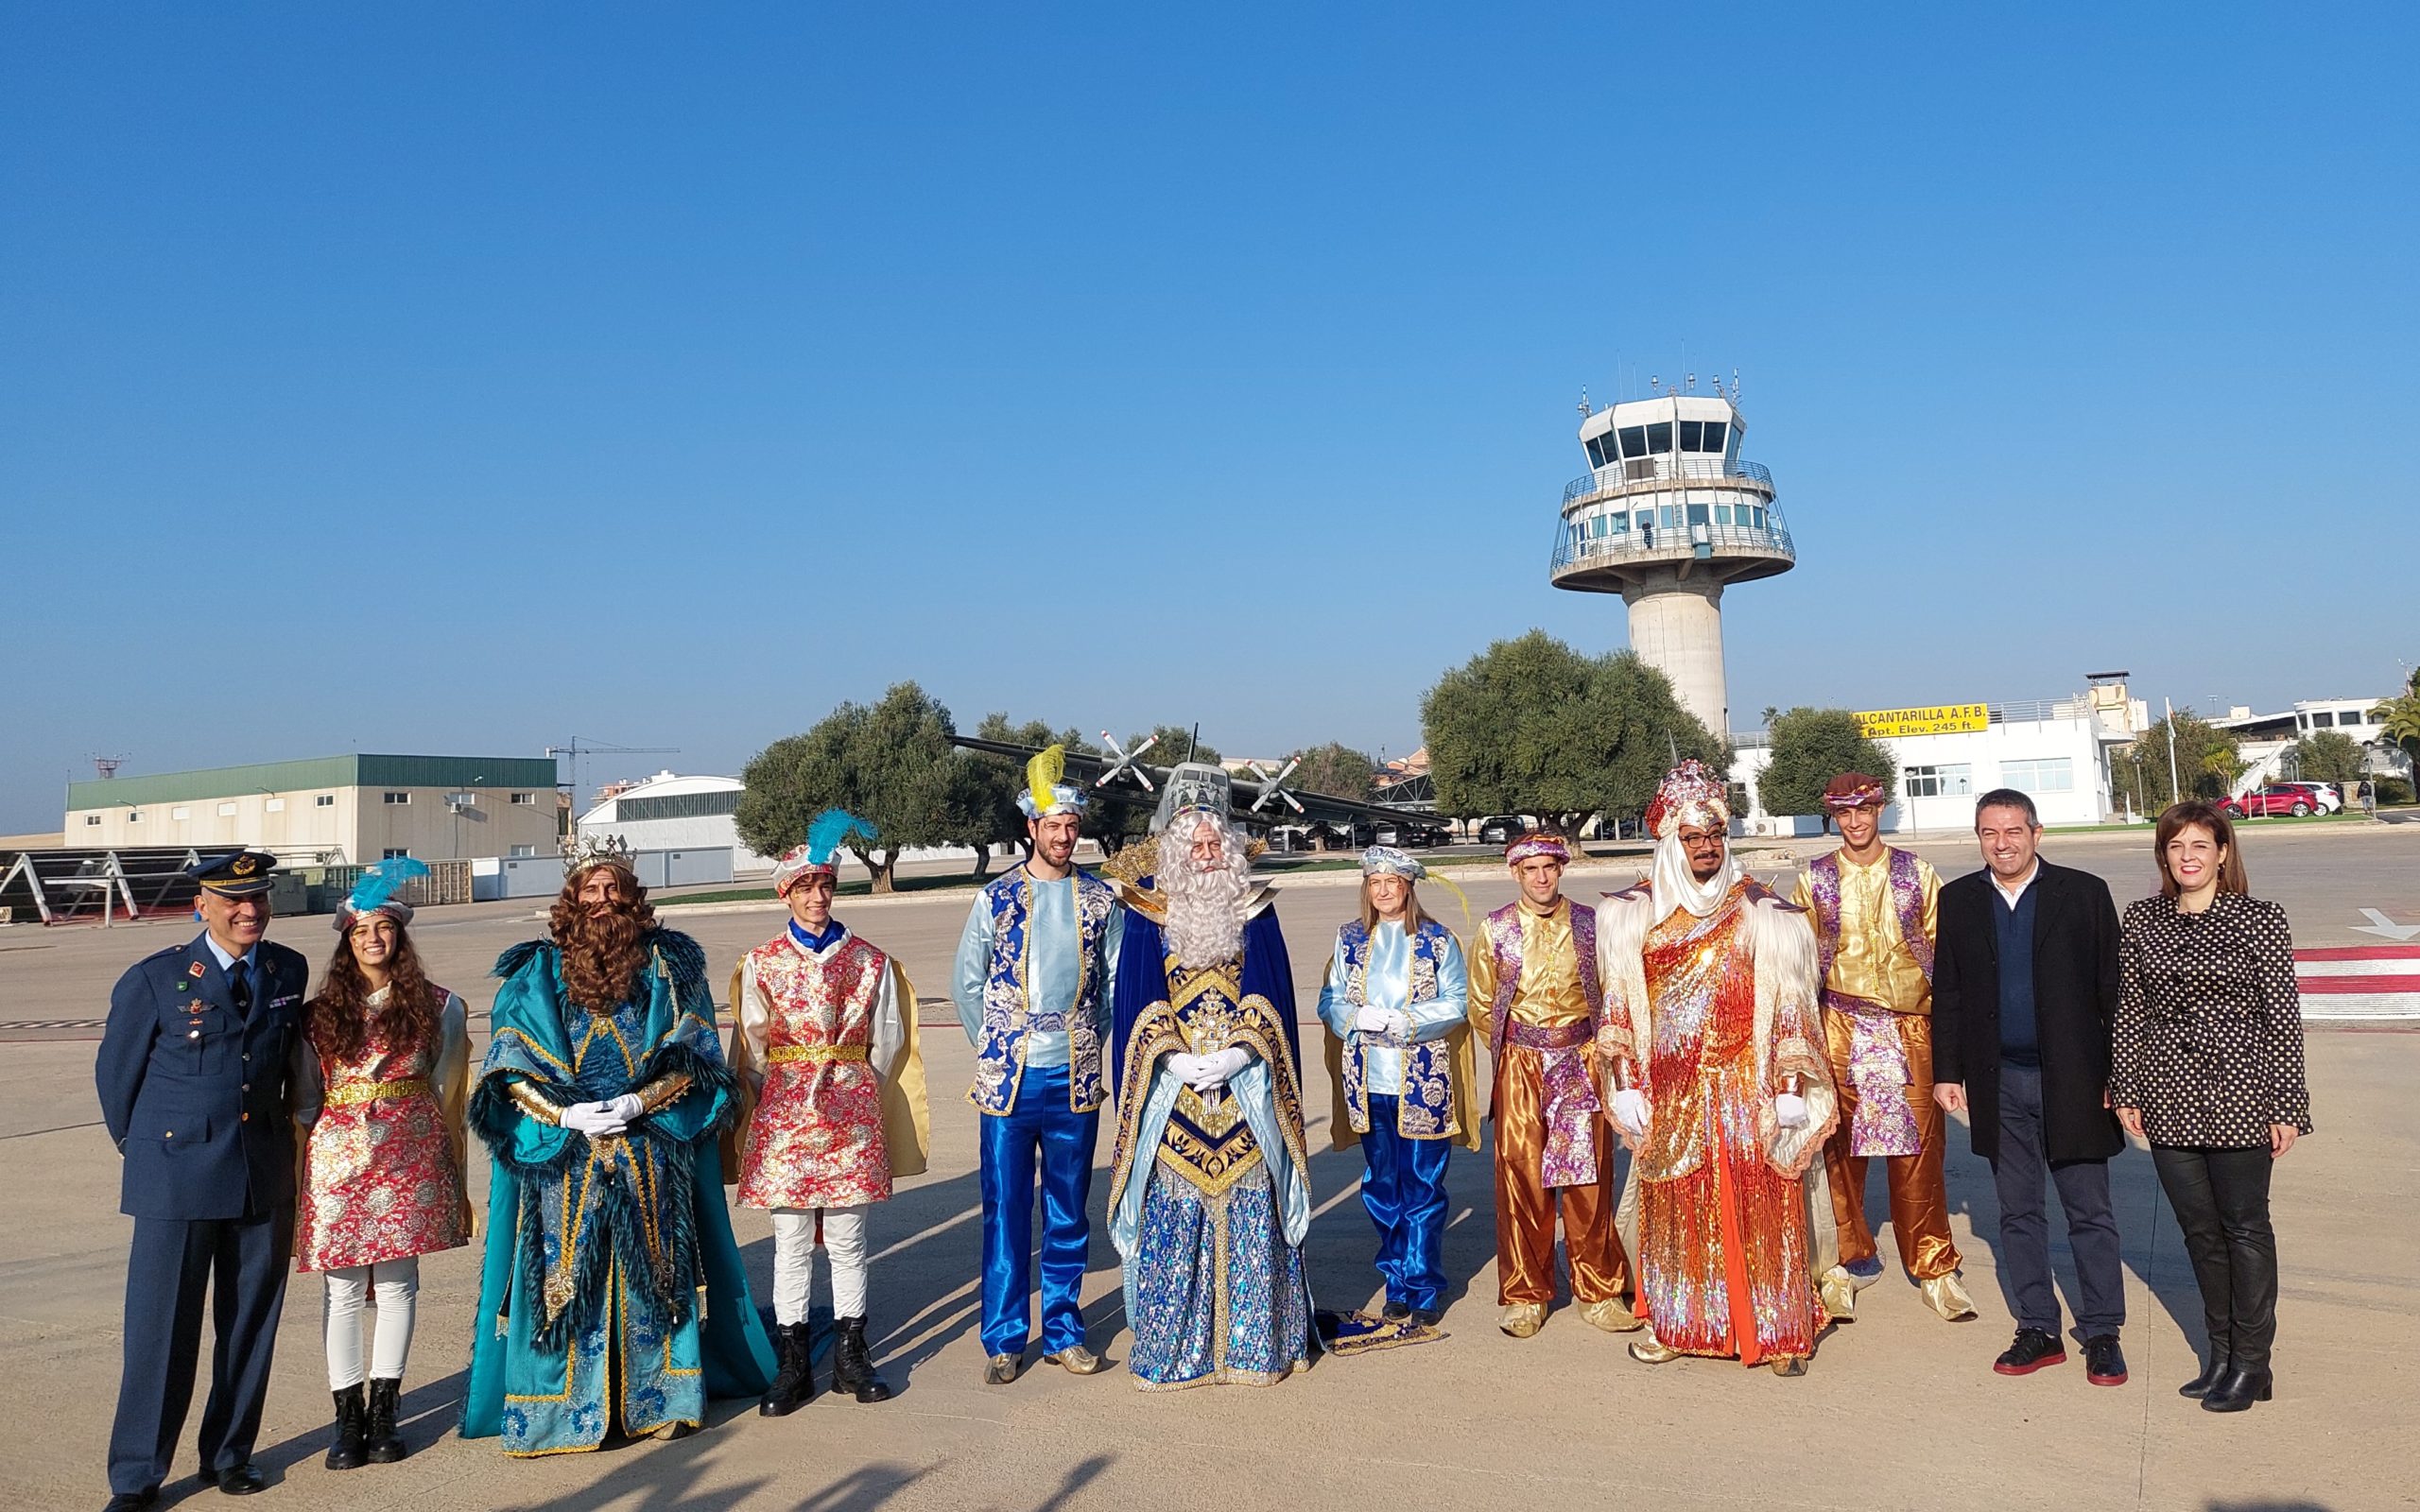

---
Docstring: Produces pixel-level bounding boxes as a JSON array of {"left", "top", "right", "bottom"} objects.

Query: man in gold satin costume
[
  {"left": 1466, "top": 831, "right": 1638, "bottom": 1339},
  {"left": 1597, "top": 762, "right": 1836, "bottom": 1376},
  {"left": 1789, "top": 773, "right": 1978, "bottom": 1325}
]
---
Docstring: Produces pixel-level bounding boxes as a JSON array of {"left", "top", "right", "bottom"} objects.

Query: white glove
[
  {"left": 1187, "top": 1048, "right": 1251, "bottom": 1091},
  {"left": 1383, "top": 1009, "right": 1413, "bottom": 1038},
  {"left": 1612, "top": 1088, "right": 1651, "bottom": 1137},
  {"left": 1165, "top": 1053, "right": 1205, "bottom": 1086},
  {"left": 1353, "top": 1005, "right": 1392, "bottom": 1034},
  {"left": 560, "top": 1101, "right": 627, "bottom": 1137},
  {"left": 605, "top": 1092, "right": 646, "bottom": 1125},
  {"left": 1774, "top": 1092, "right": 1809, "bottom": 1130}
]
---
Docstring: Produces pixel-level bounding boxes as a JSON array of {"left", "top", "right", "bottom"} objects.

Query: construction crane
[{"left": 545, "top": 736, "right": 678, "bottom": 810}]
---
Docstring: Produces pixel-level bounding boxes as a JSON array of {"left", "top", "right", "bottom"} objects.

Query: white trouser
[
  {"left": 321, "top": 1257, "right": 420, "bottom": 1390},
  {"left": 770, "top": 1206, "right": 869, "bottom": 1324}
]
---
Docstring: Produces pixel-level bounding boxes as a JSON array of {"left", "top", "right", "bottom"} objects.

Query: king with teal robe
[{"left": 461, "top": 929, "right": 775, "bottom": 1454}]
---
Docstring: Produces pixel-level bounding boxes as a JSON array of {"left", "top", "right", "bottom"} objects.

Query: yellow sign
[{"left": 1853, "top": 703, "right": 1989, "bottom": 739}]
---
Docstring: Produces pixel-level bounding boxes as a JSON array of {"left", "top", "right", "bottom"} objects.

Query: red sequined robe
[
  {"left": 1601, "top": 881, "right": 1835, "bottom": 1363},
  {"left": 295, "top": 988, "right": 472, "bottom": 1272},
  {"left": 728, "top": 927, "right": 929, "bottom": 1210}
]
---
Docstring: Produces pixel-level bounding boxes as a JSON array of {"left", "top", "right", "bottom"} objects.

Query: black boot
[
  {"left": 324, "top": 1383, "right": 367, "bottom": 1470},
  {"left": 364, "top": 1378, "right": 406, "bottom": 1463},
  {"left": 2179, "top": 1347, "right": 2231, "bottom": 1399},
  {"left": 2202, "top": 1364, "right": 2273, "bottom": 1413},
  {"left": 831, "top": 1315, "right": 892, "bottom": 1402},
  {"left": 757, "top": 1321, "right": 815, "bottom": 1416}
]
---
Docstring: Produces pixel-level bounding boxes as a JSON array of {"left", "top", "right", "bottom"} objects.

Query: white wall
[{"left": 1732, "top": 714, "right": 2117, "bottom": 833}]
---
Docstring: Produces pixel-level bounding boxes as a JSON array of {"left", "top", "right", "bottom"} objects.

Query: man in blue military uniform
[{"left": 95, "top": 851, "right": 317, "bottom": 1510}]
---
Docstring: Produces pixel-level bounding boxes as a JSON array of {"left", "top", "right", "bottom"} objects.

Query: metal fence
[{"left": 1563, "top": 457, "right": 1773, "bottom": 507}]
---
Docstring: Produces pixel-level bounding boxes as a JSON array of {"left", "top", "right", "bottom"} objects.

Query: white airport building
[
  {"left": 2213, "top": 696, "right": 2411, "bottom": 789},
  {"left": 1730, "top": 679, "right": 2148, "bottom": 833},
  {"left": 576, "top": 771, "right": 775, "bottom": 876}
]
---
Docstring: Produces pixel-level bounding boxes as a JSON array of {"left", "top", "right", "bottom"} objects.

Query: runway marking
[{"left": 2297, "top": 944, "right": 2420, "bottom": 1021}]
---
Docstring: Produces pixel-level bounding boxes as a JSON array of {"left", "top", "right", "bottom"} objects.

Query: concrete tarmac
[{"left": 1, "top": 822, "right": 2413, "bottom": 1510}]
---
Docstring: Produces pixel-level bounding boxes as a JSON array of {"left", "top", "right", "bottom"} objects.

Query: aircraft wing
[{"left": 949, "top": 735, "right": 1441, "bottom": 832}]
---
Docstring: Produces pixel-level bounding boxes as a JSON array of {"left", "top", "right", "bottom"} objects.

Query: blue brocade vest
[
  {"left": 967, "top": 868, "right": 1118, "bottom": 1115},
  {"left": 1337, "top": 919, "right": 1461, "bottom": 1140}
]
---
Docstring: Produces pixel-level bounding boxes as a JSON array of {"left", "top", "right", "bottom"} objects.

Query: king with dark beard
[
  {"left": 1108, "top": 800, "right": 1314, "bottom": 1389},
  {"left": 460, "top": 838, "right": 775, "bottom": 1455}
]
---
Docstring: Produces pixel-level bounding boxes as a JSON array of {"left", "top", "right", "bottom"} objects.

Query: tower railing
[
  {"left": 1548, "top": 517, "right": 1796, "bottom": 576},
  {"left": 1563, "top": 457, "right": 1772, "bottom": 506}
]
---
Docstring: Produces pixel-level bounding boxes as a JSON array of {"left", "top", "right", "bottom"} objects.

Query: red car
[{"left": 2221, "top": 785, "right": 2318, "bottom": 818}]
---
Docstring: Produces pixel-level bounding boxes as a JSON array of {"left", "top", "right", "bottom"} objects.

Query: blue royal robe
[
  {"left": 461, "top": 930, "right": 774, "bottom": 1454},
  {"left": 1109, "top": 897, "right": 1313, "bottom": 1388}
]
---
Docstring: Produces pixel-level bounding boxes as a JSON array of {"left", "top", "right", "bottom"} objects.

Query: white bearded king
[{"left": 1596, "top": 761, "right": 1841, "bottom": 1375}]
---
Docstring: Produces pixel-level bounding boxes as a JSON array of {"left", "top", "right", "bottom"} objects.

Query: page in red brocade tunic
[
  {"left": 1633, "top": 896, "right": 1820, "bottom": 1364},
  {"left": 733, "top": 931, "right": 928, "bottom": 1210},
  {"left": 296, "top": 988, "right": 472, "bottom": 1273}
]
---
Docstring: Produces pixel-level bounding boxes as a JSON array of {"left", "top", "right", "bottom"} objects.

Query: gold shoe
[
  {"left": 1627, "top": 1334, "right": 1681, "bottom": 1365},
  {"left": 1042, "top": 1345, "right": 1107, "bottom": 1375},
  {"left": 1921, "top": 1273, "right": 1979, "bottom": 1322},
  {"left": 1582, "top": 1298, "right": 1645, "bottom": 1333},
  {"left": 982, "top": 1352, "right": 1021, "bottom": 1385},
  {"left": 1770, "top": 1354, "right": 1808, "bottom": 1378},
  {"left": 1498, "top": 1303, "right": 1547, "bottom": 1338},
  {"left": 1819, "top": 1264, "right": 1858, "bottom": 1321}
]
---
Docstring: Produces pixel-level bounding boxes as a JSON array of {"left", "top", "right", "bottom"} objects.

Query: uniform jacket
[
  {"left": 1932, "top": 860, "right": 2125, "bottom": 1164},
  {"left": 95, "top": 932, "right": 313, "bottom": 1220}
]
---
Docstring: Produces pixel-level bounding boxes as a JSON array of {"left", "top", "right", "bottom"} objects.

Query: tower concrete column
[{"left": 1620, "top": 571, "right": 1728, "bottom": 736}]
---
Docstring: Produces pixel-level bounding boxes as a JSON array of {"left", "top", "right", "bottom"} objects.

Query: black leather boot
[
  {"left": 2202, "top": 1364, "right": 2273, "bottom": 1413},
  {"left": 2179, "top": 1348, "right": 2230, "bottom": 1399},
  {"left": 364, "top": 1378, "right": 406, "bottom": 1463},
  {"left": 324, "top": 1383, "right": 367, "bottom": 1470},
  {"left": 758, "top": 1321, "right": 815, "bottom": 1416},
  {"left": 832, "top": 1316, "right": 892, "bottom": 1402}
]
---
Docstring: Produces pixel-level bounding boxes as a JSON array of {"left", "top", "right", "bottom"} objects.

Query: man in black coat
[
  {"left": 1933, "top": 790, "right": 2128, "bottom": 1386},
  {"left": 94, "top": 851, "right": 316, "bottom": 1509}
]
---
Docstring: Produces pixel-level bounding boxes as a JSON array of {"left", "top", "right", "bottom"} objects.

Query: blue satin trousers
[
  {"left": 1361, "top": 1094, "right": 1453, "bottom": 1314},
  {"left": 977, "top": 1063, "right": 1099, "bottom": 1357}
]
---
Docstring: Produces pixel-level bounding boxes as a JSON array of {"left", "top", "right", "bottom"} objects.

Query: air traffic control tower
[{"left": 1548, "top": 389, "right": 1794, "bottom": 736}]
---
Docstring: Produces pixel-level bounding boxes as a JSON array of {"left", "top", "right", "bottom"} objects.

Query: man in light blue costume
[
  {"left": 1109, "top": 800, "right": 1313, "bottom": 1389},
  {"left": 1315, "top": 847, "right": 1480, "bottom": 1339},
  {"left": 461, "top": 839, "right": 774, "bottom": 1454},
  {"left": 953, "top": 747, "right": 1124, "bottom": 1385}
]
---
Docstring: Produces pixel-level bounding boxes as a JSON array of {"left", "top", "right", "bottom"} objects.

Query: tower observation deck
[{"left": 1547, "top": 389, "right": 1794, "bottom": 736}]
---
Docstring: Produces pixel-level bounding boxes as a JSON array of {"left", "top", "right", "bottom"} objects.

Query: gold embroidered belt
[
  {"left": 768, "top": 1043, "right": 870, "bottom": 1065},
  {"left": 325, "top": 1076, "right": 429, "bottom": 1108}
]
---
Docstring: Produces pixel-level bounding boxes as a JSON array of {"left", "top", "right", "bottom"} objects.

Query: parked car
[
  {"left": 2281, "top": 781, "right": 2343, "bottom": 815},
  {"left": 1374, "top": 817, "right": 1450, "bottom": 849},
  {"left": 1477, "top": 815, "right": 1530, "bottom": 846},
  {"left": 2221, "top": 785, "right": 2319, "bottom": 818}
]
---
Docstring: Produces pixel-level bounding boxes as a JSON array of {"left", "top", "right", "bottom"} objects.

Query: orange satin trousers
[
  {"left": 1492, "top": 1044, "right": 1629, "bottom": 1305},
  {"left": 1821, "top": 1008, "right": 1961, "bottom": 1280}
]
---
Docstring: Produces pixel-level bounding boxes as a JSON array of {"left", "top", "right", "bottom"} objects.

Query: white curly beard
[{"left": 1160, "top": 816, "right": 1250, "bottom": 970}]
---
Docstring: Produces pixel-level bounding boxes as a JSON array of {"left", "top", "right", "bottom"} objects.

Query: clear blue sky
[{"left": 6, "top": 3, "right": 2412, "bottom": 832}]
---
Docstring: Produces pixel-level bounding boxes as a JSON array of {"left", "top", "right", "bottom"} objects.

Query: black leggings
[{"left": 2152, "top": 1143, "right": 2278, "bottom": 1372}]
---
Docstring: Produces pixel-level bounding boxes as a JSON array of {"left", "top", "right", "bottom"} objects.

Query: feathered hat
[
  {"left": 772, "top": 809, "right": 877, "bottom": 895},
  {"left": 335, "top": 856, "right": 429, "bottom": 933},
  {"left": 1644, "top": 759, "right": 1733, "bottom": 839},
  {"left": 1361, "top": 844, "right": 1471, "bottom": 929},
  {"left": 1017, "top": 745, "right": 1088, "bottom": 818}
]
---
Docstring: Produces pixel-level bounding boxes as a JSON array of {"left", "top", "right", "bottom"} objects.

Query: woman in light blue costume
[
  {"left": 1316, "top": 847, "right": 1479, "bottom": 1333},
  {"left": 1108, "top": 804, "right": 1313, "bottom": 1389},
  {"left": 460, "top": 842, "right": 774, "bottom": 1454}
]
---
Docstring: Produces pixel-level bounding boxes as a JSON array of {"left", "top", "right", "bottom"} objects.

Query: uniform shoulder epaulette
[{"left": 138, "top": 940, "right": 190, "bottom": 966}]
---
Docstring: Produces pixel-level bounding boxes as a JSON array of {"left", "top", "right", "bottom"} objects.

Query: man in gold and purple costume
[
  {"left": 1597, "top": 762, "right": 1837, "bottom": 1376},
  {"left": 1790, "top": 772, "right": 1978, "bottom": 1326},
  {"left": 1467, "top": 830, "right": 1637, "bottom": 1340}
]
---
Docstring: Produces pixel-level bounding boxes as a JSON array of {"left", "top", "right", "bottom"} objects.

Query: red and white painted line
[{"left": 2296, "top": 945, "right": 2420, "bottom": 1021}]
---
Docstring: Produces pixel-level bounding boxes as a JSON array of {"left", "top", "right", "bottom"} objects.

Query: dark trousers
[
  {"left": 2152, "top": 1144, "right": 2278, "bottom": 1372},
  {"left": 108, "top": 1208, "right": 294, "bottom": 1496},
  {"left": 1989, "top": 1064, "right": 2123, "bottom": 1339},
  {"left": 976, "top": 1064, "right": 1098, "bottom": 1358},
  {"left": 1360, "top": 1094, "right": 1454, "bottom": 1314}
]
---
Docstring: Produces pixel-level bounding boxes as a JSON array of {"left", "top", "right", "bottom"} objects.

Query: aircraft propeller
[
  {"left": 1246, "top": 756, "right": 1305, "bottom": 815},
  {"left": 1095, "top": 730, "right": 1159, "bottom": 792}
]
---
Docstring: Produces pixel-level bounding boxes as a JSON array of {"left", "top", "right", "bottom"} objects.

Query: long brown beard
[{"left": 550, "top": 890, "right": 656, "bottom": 1014}]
